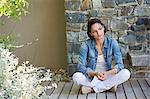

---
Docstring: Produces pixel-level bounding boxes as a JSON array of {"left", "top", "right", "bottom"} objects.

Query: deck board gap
[
  {"left": 67, "top": 82, "right": 74, "bottom": 99},
  {"left": 137, "top": 80, "right": 147, "bottom": 99},
  {"left": 129, "top": 80, "right": 137, "bottom": 99},
  {"left": 122, "top": 83, "right": 128, "bottom": 99},
  {"left": 57, "top": 82, "right": 66, "bottom": 99}
]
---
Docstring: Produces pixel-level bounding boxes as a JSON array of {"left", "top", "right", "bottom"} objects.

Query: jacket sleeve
[
  {"left": 112, "top": 39, "right": 124, "bottom": 72},
  {"left": 77, "top": 42, "right": 94, "bottom": 75}
]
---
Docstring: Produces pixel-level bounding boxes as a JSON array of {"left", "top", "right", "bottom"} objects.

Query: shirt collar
[{"left": 104, "top": 35, "right": 108, "bottom": 48}]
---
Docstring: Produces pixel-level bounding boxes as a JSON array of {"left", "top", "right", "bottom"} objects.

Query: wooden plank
[
  {"left": 78, "top": 93, "right": 87, "bottom": 99},
  {"left": 68, "top": 83, "right": 80, "bottom": 99},
  {"left": 59, "top": 82, "right": 73, "bottom": 99},
  {"left": 49, "top": 82, "right": 65, "bottom": 99},
  {"left": 106, "top": 91, "right": 116, "bottom": 99},
  {"left": 87, "top": 93, "right": 96, "bottom": 99},
  {"left": 138, "top": 79, "right": 150, "bottom": 99},
  {"left": 45, "top": 87, "right": 54, "bottom": 96},
  {"left": 97, "top": 92, "right": 106, "bottom": 99},
  {"left": 116, "top": 84, "right": 126, "bottom": 99},
  {"left": 146, "top": 78, "right": 150, "bottom": 86},
  {"left": 130, "top": 79, "right": 146, "bottom": 99},
  {"left": 45, "top": 81, "right": 55, "bottom": 96},
  {"left": 123, "top": 80, "right": 136, "bottom": 99}
]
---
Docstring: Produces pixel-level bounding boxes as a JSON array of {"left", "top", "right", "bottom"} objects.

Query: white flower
[
  {"left": 52, "top": 83, "right": 57, "bottom": 88},
  {"left": 0, "top": 47, "right": 57, "bottom": 98}
]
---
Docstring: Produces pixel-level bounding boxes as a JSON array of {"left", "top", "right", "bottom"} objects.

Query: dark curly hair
[{"left": 87, "top": 18, "right": 108, "bottom": 39}]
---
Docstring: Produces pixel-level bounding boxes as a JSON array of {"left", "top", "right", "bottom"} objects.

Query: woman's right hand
[
  {"left": 95, "top": 72, "right": 105, "bottom": 81},
  {"left": 88, "top": 71, "right": 97, "bottom": 77}
]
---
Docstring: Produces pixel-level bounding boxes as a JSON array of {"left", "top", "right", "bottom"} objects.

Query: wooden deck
[{"left": 47, "top": 78, "right": 150, "bottom": 99}]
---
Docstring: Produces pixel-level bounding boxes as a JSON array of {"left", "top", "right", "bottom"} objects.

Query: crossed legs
[{"left": 72, "top": 69, "right": 130, "bottom": 93}]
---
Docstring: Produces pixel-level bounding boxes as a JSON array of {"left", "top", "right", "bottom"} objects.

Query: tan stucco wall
[{"left": 0, "top": 0, "right": 67, "bottom": 69}]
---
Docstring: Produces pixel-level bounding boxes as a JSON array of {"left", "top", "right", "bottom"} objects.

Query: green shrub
[{"left": 0, "top": 0, "right": 29, "bottom": 20}]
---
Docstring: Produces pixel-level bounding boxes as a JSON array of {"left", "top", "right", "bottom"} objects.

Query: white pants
[{"left": 72, "top": 69, "right": 130, "bottom": 93}]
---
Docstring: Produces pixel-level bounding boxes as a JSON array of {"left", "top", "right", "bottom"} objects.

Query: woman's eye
[
  {"left": 99, "top": 28, "right": 102, "bottom": 30},
  {"left": 91, "top": 31, "right": 95, "bottom": 34}
]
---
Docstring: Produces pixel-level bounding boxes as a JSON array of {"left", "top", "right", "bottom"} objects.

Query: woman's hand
[
  {"left": 88, "top": 68, "right": 117, "bottom": 80},
  {"left": 88, "top": 71, "right": 107, "bottom": 80},
  {"left": 96, "top": 68, "right": 117, "bottom": 80},
  {"left": 88, "top": 71, "right": 96, "bottom": 77},
  {"left": 96, "top": 72, "right": 107, "bottom": 81}
]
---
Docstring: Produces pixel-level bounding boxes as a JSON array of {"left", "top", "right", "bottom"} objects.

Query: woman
[{"left": 72, "top": 18, "right": 130, "bottom": 94}]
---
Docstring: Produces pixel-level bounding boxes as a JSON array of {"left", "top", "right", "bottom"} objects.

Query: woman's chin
[{"left": 98, "top": 36, "right": 103, "bottom": 39}]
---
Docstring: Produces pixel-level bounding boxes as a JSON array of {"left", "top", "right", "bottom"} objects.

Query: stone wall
[{"left": 65, "top": 0, "right": 150, "bottom": 77}]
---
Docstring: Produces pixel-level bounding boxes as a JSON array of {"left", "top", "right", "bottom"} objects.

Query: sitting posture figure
[{"left": 73, "top": 18, "right": 130, "bottom": 94}]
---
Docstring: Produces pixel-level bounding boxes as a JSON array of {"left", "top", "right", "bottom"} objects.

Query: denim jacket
[{"left": 77, "top": 35, "right": 124, "bottom": 79}]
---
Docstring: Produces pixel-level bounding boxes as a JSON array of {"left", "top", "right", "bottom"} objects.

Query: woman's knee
[
  {"left": 119, "top": 69, "right": 131, "bottom": 80},
  {"left": 72, "top": 72, "right": 84, "bottom": 82}
]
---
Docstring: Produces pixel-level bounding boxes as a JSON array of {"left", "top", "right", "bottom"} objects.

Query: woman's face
[{"left": 90, "top": 23, "right": 104, "bottom": 40}]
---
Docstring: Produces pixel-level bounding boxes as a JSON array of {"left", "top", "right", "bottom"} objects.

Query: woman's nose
[{"left": 97, "top": 31, "right": 101, "bottom": 36}]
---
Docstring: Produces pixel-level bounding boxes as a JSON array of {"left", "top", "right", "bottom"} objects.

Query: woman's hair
[{"left": 87, "top": 18, "right": 108, "bottom": 39}]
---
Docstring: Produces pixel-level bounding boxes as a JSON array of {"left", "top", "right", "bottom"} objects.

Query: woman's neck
[
  {"left": 95, "top": 38, "right": 104, "bottom": 55},
  {"left": 95, "top": 38, "right": 104, "bottom": 47}
]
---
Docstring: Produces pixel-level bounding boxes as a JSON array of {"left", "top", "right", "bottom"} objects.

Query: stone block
[
  {"left": 99, "top": 18, "right": 109, "bottom": 28},
  {"left": 79, "top": 31, "right": 89, "bottom": 42},
  {"left": 136, "top": 34, "right": 147, "bottom": 43},
  {"left": 130, "top": 25, "right": 147, "bottom": 32},
  {"left": 88, "top": 9, "right": 98, "bottom": 17},
  {"left": 128, "top": 53, "right": 150, "bottom": 66},
  {"left": 146, "top": 41, "right": 150, "bottom": 54},
  {"left": 93, "top": 0, "right": 102, "bottom": 9},
  {"left": 101, "top": 0, "right": 116, "bottom": 8},
  {"left": 67, "top": 43, "right": 73, "bottom": 53},
  {"left": 148, "top": 40, "right": 150, "bottom": 46},
  {"left": 72, "top": 54, "right": 79, "bottom": 64},
  {"left": 135, "top": 18, "right": 150, "bottom": 30},
  {"left": 111, "top": 32, "right": 119, "bottom": 40},
  {"left": 146, "top": 32, "right": 150, "bottom": 41},
  {"left": 68, "top": 64, "right": 78, "bottom": 77},
  {"left": 105, "top": 31, "right": 112, "bottom": 38},
  {"left": 119, "top": 43, "right": 129, "bottom": 59},
  {"left": 65, "top": 12, "right": 87, "bottom": 23},
  {"left": 101, "top": 9, "right": 118, "bottom": 17},
  {"left": 118, "top": 31, "right": 128, "bottom": 37},
  {"left": 65, "top": 0, "right": 82, "bottom": 10},
  {"left": 67, "top": 43, "right": 80, "bottom": 54},
  {"left": 111, "top": 18, "right": 129, "bottom": 31},
  {"left": 144, "top": 0, "right": 150, "bottom": 4},
  {"left": 146, "top": 48, "right": 150, "bottom": 54},
  {"left": 82, "top": 23, "right": 87, "bottom": 31},
  {"left": 131, "top": 72, "right": 148, "bottom": 78},
  {"left": 67, "top": 31, "right": 79, "bottom": 42},
  {"left": 127, "top": 16, "right": 137, "bottom": 24},
  {"left": 134, "top": 6, "right": 150, "bottom": 16},
  {"left": 137, "top": 0, "right": 143, "bottom": 5},
  {"left": 67, "top": 53, "right": 72, "bottom": 64},
  {"left": 129, "top": 44, "right": 142, "bottom": 51},
  {"left": 119, "top": 36, "right": 128, "bottom": 45},
  {"left": 136, "top": 18, "right": 150, "bottom": 25},
  {"left": 66, "top": 23, "right": 82, "bottom": 32},
  {"left": 116, "top": 0, "right": 138, "bottom": 6},
  {"left": 124, "top": 31, "right": 137, "bottom": 45},
  {"left": 120, "top": 6, "right": 134, "bottom": 16}
]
